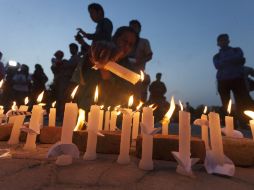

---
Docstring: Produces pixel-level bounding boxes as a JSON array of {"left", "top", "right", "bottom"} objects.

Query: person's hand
[
  {"left": 76, "top": 28, "right": 86, "bottom": 37},
  {"left": 90, "top": 41, "right": 118, "bottom": 69}
]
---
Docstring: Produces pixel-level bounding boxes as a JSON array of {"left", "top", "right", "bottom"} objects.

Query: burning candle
[
  {"left": 132, "top": 101, "right": 143, "bottom": 140},
  {"left": 48, "top": 101, "right": 56, "bottom": 127},
  {"left": 0, "top": 106, "right": 4, "bottom": 124},
  {"left": 84, "top": 86, "right": 100, "bottom": 160},
  {"left": 117, "top": 95, "right": 133, "bottom": 164},
  {"left": 109, "top": 105, "right": 120, "bottom": 131},
  {"left": 208, "top": 112, "right": 224, "bottom": 165},
  {"left": 104, "top": 106, "right": 111, "bottom": 131},
  {"left": 225, "top": 99, "right": 234, "bottom": 137},
  {"left": 139, "top": 104, "right": 154, "bottom": 170},
  {"left": 201, "top": 106, "right": 209, "bottom": 149},
  {"left": 7, "top": 101, "right": 18, "bottom": 124},
  {"left": 8, "top": 97, "right": 29, "bottom": 144},
  {"left": 161, "top": 97, "right": 175, "bottom": 135},
  {"left": 244, "top": 110, "right": 254, "bottom": 140},
  {"left": 74, "top": 109, "right": 85, "bottom": 131},
  {"left": 24, "top": 92, "right": 44, "bottom": 150},
  {"left": 61, "top": 86, "right": 79, "bottom": 144},
  {"left": 178, "top": 101, "right": 191, "bottom": 165},
  {"left": 98, "top": 105, "right": 104, "bottom": 131}
]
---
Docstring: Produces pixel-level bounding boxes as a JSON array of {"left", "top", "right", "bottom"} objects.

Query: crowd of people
[{"left": 0, "top": 3, "right": 254, "bottom": 128}]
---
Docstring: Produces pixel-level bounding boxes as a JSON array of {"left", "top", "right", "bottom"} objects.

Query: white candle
[
  {"left": 104, "top": 107, "right": 111, "bottom": 131},
  {"left": 179, "top": 109, "right": 191, "bottom": 165},
  {"left": 139, "top": 106, "right": 154, "bottom": 170},
  {"left": 244, "top": 111, "right": 254, "bottom": 141},
  {"left": 162, "top": 120, "right": 169, "bottom": 135},
  {"left": 250, "top": 120, "right": 254, "bottom": 140},
  {"left": 109, "top": 110, "right": 117, "bottom": 131},
  {"left": 201, "top": 114, "right": 209, "bottom": 149},
  {"left": 225, "top": 116, "right": 234, "bottom": 137},
  {"left": 0, "top": 106, "right": 4, "bottom": 124},
  {"left": 98, "top": 106, "right": 104, "bottom": 131},
  {"left": 84, "top": 86, "right": 100, "bottom": 160},
  {"left": 49, "top": 101, "right": 56, "bottom": 127},
  {"left": 208, "top": 112, "right": 224, "bottom": 165},
  {"left": 24, "top": 104, "right": 43, "bottom": 150},
  {"left": 8, "top": 105, "right": 28, "bottom": 145},
  {"left": 132, "top": 111, "right": 140, "bottom": 139}
]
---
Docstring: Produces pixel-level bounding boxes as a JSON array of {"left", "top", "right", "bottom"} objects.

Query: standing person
[
  {"left": 128, "top": 19, "right": 153, "bottom": 72},
  {"left": 213, "top": 33, "right": 254, "bottom": 127},
  {"left": 0, "top": 52, "right": 5, "bottom": 81},
  {"left": 76, "top": 3, "right": 113, "bottom": 52}
]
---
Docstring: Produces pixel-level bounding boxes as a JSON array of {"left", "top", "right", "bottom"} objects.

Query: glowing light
[
  {"left": 11, "top": 101, "right": 17, "bottom": 111},
  {"left": 71, "top": 85, "right": 79, "bottom": 100},
  {"left": 37, "top": 91, "right": 44, "bottom": 103},
  {"left": 164, "top": 96, "right": 175, "bottom": 121},
  {"left": 140, "top": 71, "right": 144, "bottom": 82},
  {"left": 100, "top": 105, "right": 104, "bottom": 109},
  {"left": 74, "top": 109, "right": 85, "bottom": 131},
  {"left": 94, "top": 85, "right": 99, "bottom": 103},
  {"left": 107, "top": 106, "right": 111, "bottom": 111},
  {"left": 136, "top": 101, "right": 143, "bottom": 111},
  {"left": 128, "top": 95, "right": 134, "bottom": 107},
  {"left": 179, "top": 100, "right": 183, "bottom": 111},
  {"left": 227, "top": 99, "right": 232, "bottom": 115},
  {"left": 244, "top": 110, "right": 254, "bottom": 120},
  {"left": 114, "top": 105, "right": 121, "bottom": 111},
  {"left": 203, "top": 106, "right": 207, "bottom": 114},
  {"left": 9, "top": 60, "right": 17, "bottom": 67},
  {"left": 24, "top": 97, "right": 29, "bottom": 105},
  {"left": 52, "top": 101, "right": 56, "bottom": 108},
  {"left": 0, "top": 80, "right": 3, "bottom": 88}
]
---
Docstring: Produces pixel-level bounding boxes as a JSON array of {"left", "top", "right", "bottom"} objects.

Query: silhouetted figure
[
  {"left": 213, "top": 33, "right": 254, "bottom": 127},
  {"left": 31, "top": 64, "right": 48, "bottom": 104},
  {"left": 12, "top": 64, "right": 31, "bottom": 106},
  {"left": 129, "top": 19, "right": 153, "bottom": 72},
  {"left": 76, "top": 3, "right": 113, "bottom": 53},
  {"left": 0, "top": 52, "right": 5, "bottom": 80},
  {"left": 244, "top": 66, "right": 254, "bottom": 92},
  {"left": 148, "top": 73, "right": 168, "bottom": 122}
]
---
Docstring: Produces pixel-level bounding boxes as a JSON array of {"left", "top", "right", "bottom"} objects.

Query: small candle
[
  {"left": 8, "top": 97, "right": 29, "bottom": 144},
  {"left": 98, "top": 105, "right": 104, "bottom": 131},
  {"left": 208, "top": 112, "right": 224, "bottom": 165},
  {"left": 104, "top": 106, "right": 111, "bottom": 131},
  {"left": 161, "top": 97, "right": 175, "bottom": 135},
  {"left": 132, "top": 102, "right": 143, "bottom": 140},
  {"left": 244, "top": 110, "right": 254, "bottom": 140},
  {"left": 178, "top": 101, "right": 191, "bottom": 165},
  {"left": 7, "top": 101, "right": 18, "bottom": 124},
  {"left": 0, "top": 106, "right": 4, "bottom": 124},
  {"left": 117, "top": 95, "right": 133, "bottom": 164},
  {"left": 48, "top": 101, "right": 56, "bottom": 127},
  {"left": 24, "top": 92, "right": 44, "bottom": 150},
  {"left": 61, "top": 86, "right": 79, "bottom": 144},
  {"left": 138, "top": 104, "right": 154, "bottom": 170},
  {"left": 84, "top": 86, "right": 100, "bottom": 160},
  {"left": 109, "top": 105, "right": 120, "bottom": 131},
  {"left": 201, "top": 114, "right": 209, "bottom": 149},
  {"left": 225, "top": 99, "right": 234, "bottom": 137}
]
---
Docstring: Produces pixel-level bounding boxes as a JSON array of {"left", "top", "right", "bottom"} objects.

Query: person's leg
[{"left": 217, "top": 80, "right": 231, "bottom": 113}]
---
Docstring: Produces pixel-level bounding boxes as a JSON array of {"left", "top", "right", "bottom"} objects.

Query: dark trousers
[{"left": 217, "top": 77, "right": 254, "bottom": 126}]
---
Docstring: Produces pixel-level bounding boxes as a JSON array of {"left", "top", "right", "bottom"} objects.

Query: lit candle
[
  {"left": 117, "top": 95, "right": 133, "bottom": 164},
  {"left": 161, "top": 97, "right": 175, "bottom": 135},
  {"left": 74, "top": 109, "right": 85, "bottom": 131},
  {"left": 201, "top": 106, "right": 209, "bottom": 149},
  {"left": 98, "top": 105, "right": 104, "bottom": 131},
  {"left": 244, "top": 110, "right": 254, "bottom": 140},
  {"left": 208, "top": 112, "right": 224, "bottom": 165},
  {"left": 24, "top": 92, "right": 44, "bottom": 150},
  {"left": 0, "top": 105, "right": 4, "bottom": 124},
  {"left": 109, "top": 105, "right": 120, "bottom": 131},
  {"left": 104, "top": 106, "right": 111, "bottom": 131},
  {"left": 8, "top": 97, "right": 29, "bottom": 144},
  {"left": 225, "top": 99, "right": 234, "bottom": 137},
  {"left": 132, "top": 101, "right": 143, "bottom": 139},
  {"left": 138, "top": 104, "right": 154, "bottom": 170},
  {"left": 7, "top": 101, "right": 18, "bottom": 124},
  {"left": 178, "top": 101, "right": 191, "bottom": 165},
  {"left": 84, "top": 85, "right": 100, "bottom": 160},
  {"left": 48, "top": 101, "right": 56, "bottom": 127},
  {"left": 61, "top": 86, "right": 79, "bottom": 144}
]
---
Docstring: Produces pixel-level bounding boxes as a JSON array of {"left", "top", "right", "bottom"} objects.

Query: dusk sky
[{"left": 1, "top": 0, "right": 254, "bottom": 107}]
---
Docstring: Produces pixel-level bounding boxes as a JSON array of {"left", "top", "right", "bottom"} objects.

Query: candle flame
[
  {"left": 179, "top": 100, "right": 183, "bottom": 111},
  {"left": 9, "top": 60, "right": 17, "bottom": 66},
  {"left": 100, "top": 105, "right": 104, "bottom": 109},
  {"left": 164, "top": 96, "right": 175, "bottom": 120},
  {"left": 114, "top": 105, "right": 121, "bottom": 111},
  {"left": 128, "top": 95, "right": 134, "bottom": 107},
  {"left": 52, "top": 101, "right": 56, "bottom": 108},
  {"left": 227, "top": 99, "right": 232, "bottom": 114},
  {"left": 140, "top": 71, "right": 144, "bottom": 82},
  {"left": 11, "top": 101, "right": 17, "bottom": 111},
  {"left": 136, "top": 101, "right": 143, "bottom": 111},
  {"left": 0, "top": 106, "right": 3, "bottom": 110},
  {"left": 74, "top": 109, "right": 85, "bottom": 131},
  {"left": 94, "top": 85, "right": 99, "bottom": 103},
  {"left": 244, "top": 110, "right": 254, "bottom": 120},
  {"left": 37, "top": 91, "right": 44, "bottom": 103},
  {"left": 71, "top": 85, "right": 79, "bottom": 100},
  {"left": 0, "top": 79, "right": 3, "bottom": 88},
  {"left": 24, "top": 97, "right": 29, "bottom": 105},
  {"left": 149, "top": 104, "right": 154, "bottom": 108},
  {"left": 107, "top": 106, "right": 111, "bottom": 111},
  {"left": 117, "top": 111, "right": 121, "bottom": 115},
  {"left": 203, "top": 106, "right": 207, "bottom": 114}
]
